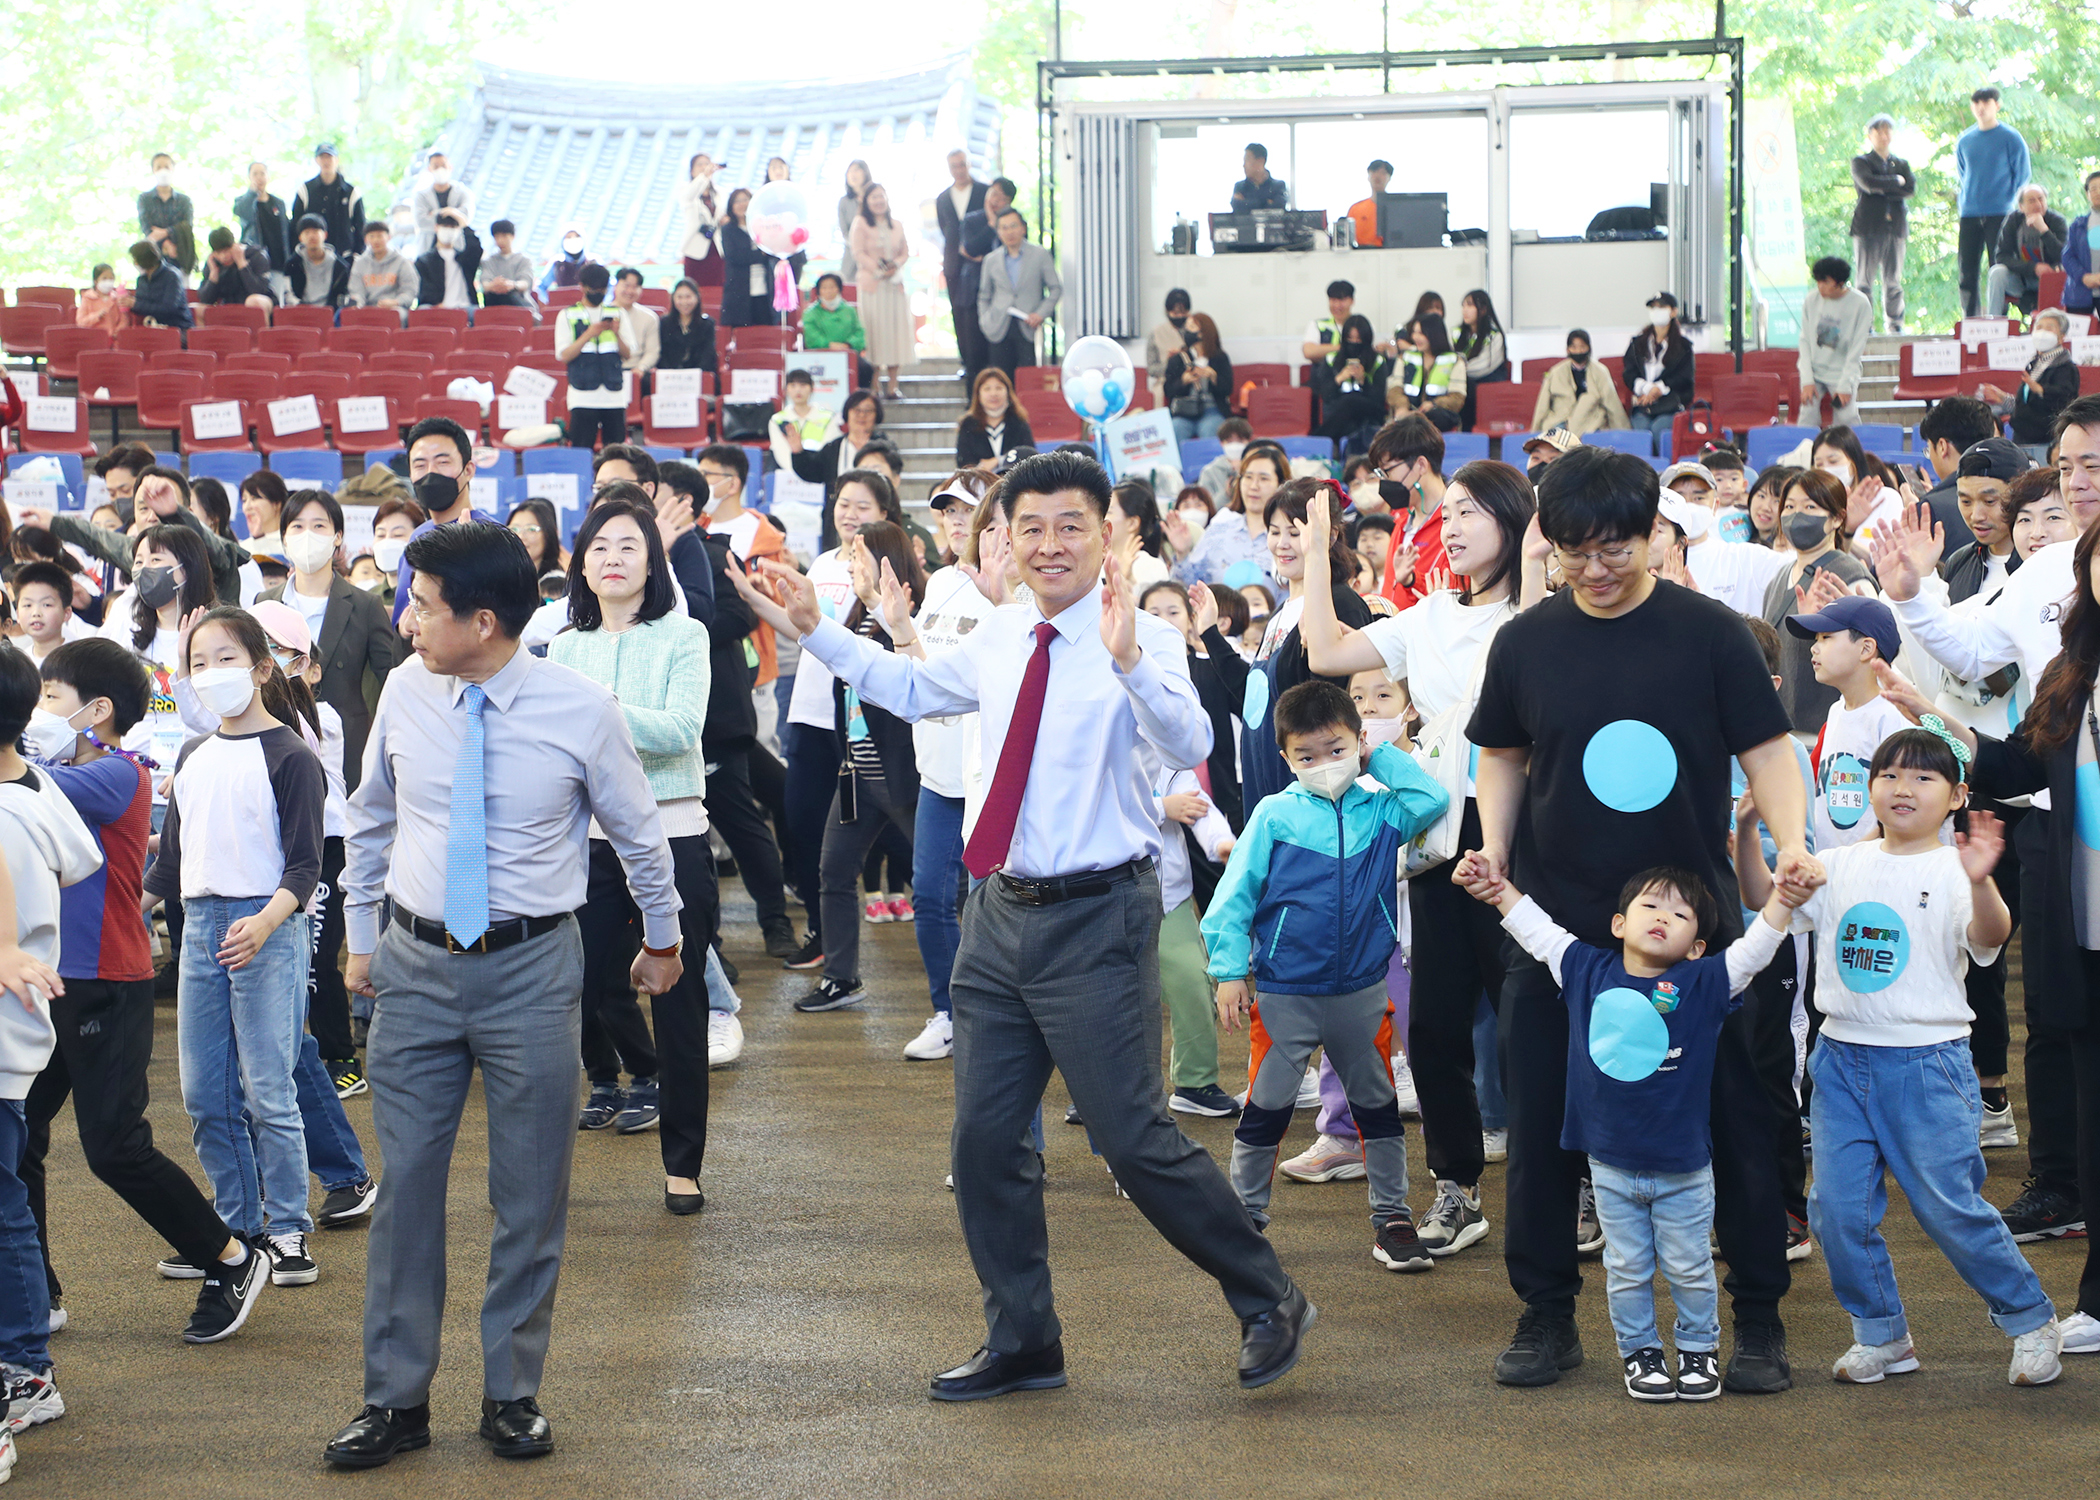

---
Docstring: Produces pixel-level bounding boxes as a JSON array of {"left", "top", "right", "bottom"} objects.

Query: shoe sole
[
  {"left": 321, "top": 1192, "right": 379, "bottom": 1228},
  {"left": 158, "top": 1262, "right": 206, "bottom": 1280},
  {"left": 2010, "top": 1221, "right": 2086, "bottom": 1243},
  {"left": 6, "top": 1393, "right": 64, "bottom": 1432},
  {"left": 1279, "top": 1161, "right": 1367, "bottom": 1184},
  {"left": 1168, "top": 1097, "right": 1241, "bottom": 1117},
  {"left": 1676, "top": 1384, "right": 1721, "bottom": 1401},
  {"left": 2011, "top": 1361, "right": 2063, "bottom": 1387},
  {"left": 1576, "top": 1238, "right": 1606, "bottom": 1256},
  {"left": 578, "top": 1116, "right": 621, "bottom": 1132},
  {"left": 1981, "top": 1132, "right": 2020, "bottom": 1149},
  {"left": 1424, "top": 1217, "right": 1491, "bottom": 1258},
  {"left": 615, "top": 1114, "right": 661, "bottom": 1134},
  {"left": 335, "top": 1080, "right": 369, "bottom": 1099},
  {"left": 479, "top": 1423, "right": 554, "bottom": 1459},
  {"left": 1239, "top": 1302, "right": 1316, "bottom": 1389},
  {"left": 325, "top": 1431, "right": 430, "bottom": 1469},
  {"left": 271, "top": 1266, "right": 319, "bottom": 1287},
  {"left": 903, "top": 1046, "right": 954, "bottom": 1061},
  {"left": 1372, "top": 1246, "right": 1435, "bottom": 1273},
  {"left": 1834, "top": 1353, "right": 1918, "bottom": 1383},
  {"left": 1625, "top": 1382, "right": 1677, "bottom": 1401},
  {"left": 784, "top": 955, "right": 826, "bottom": 970},
  {"left": 1483, "top": 1150, "right": 1509, "bottom": 1164},
  {"left": 929, "top": 1372, "right": 1068, "bottom": 1402},
  {"left": 1785, "top": 1239, "right": 1814, "bottom": 1262},
  {"left": 2060, "top": 1334, "right": 2100, "bottom": 1355},
  {"left": 709, "top": 1050, "right": 745, "bottom": 1069},
  {"left": 182, "top": 1264, "right": 266, "bottom": 1344}
]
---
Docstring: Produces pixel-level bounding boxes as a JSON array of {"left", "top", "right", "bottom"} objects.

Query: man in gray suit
[{"left": 976, "top": 208, "right": 1062, "bottom": 378}]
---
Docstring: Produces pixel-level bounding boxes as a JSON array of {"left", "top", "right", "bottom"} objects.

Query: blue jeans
[
  {"left": 295, "top": 1031, "right": 368, "bottom": 1192},
  {"left": 1473, "top": 993, "right": 1507, "bottom": 1132},
  {"left": 1807, "top": 1036, "right": 2054, "bottom": 1345},
  {"left": 1172, "top": 408, "right": 1225, "bottom": 443},
  {"left": 704, "top": 943, "right": 740, "bottom": 1016},
  {"left": 1588, "top": 1157, "right": 1720, "bottom": 1355},
  {"left": 177, "top": 896, "right": 313, "bottom": 1237},
  {"left": 1625, "top": 410, "right": 1671, "bottom": 445},
  {"left": 0, "top": 1101, "right": 48, "bottom": 1374},
  {"left": 912, "top": 793, "right": 967, "bottom": 1016}
]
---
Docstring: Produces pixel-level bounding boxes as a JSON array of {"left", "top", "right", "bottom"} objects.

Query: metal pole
[
  {"left": 1730, "top": 37, "right": 1745, "bottom": 365},
  {"left": 1383, "top": 0, "right": 1391, "bottom": 93}
]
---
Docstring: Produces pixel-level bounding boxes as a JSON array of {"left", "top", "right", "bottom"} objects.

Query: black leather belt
[
  {"left": 392, "top": 905, "right": 569, "bottom": 955},
  {"left": 997, "top": 857, "right": 1153, "bottom": 907}
]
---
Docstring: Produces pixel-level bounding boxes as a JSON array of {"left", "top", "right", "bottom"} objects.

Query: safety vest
[
  {"left": 561, "top": 304, "right": 624, "bottom": 391},
  {"left": 1401, "top": 349, "right": 1460, "bottom": 399}
]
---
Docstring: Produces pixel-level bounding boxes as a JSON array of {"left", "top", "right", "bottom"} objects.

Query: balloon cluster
[
  {"left": 1060, "top": 335, "right": 1134, "bottom": 425},
  {"left": 748, "top": 182, "right": 812, "bottom": 257}
]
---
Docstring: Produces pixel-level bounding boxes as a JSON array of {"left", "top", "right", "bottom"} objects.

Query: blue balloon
[{"left": 1101, "top": 379, "right": 1124, "bottom": 414}]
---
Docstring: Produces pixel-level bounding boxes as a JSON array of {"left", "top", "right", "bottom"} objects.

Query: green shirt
[
  {"left": 802, "top": 301, "right": 866, "bottom": 353},
  {"left": 545, "top": 612, "right": 711, "bottom": 805}
]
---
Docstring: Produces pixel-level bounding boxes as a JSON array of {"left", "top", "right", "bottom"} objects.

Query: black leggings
[
  {"left": 575, "top": 835, "right": 717, "bottom": 1179},
  {"left": 569, "top": 407, "right": 628, "bottom": 448},
  {"left": 861, "top": 823, "right": 912, "bottom": 896},
  {"left": 1406, "top": 802, "right": 1509, "bottom": 1189},
  {"left": 819, "top": 771, "right": 916, "bottom": 987},
  {"left": 704, "top": 744, "right": 789, "bottom": 930}
]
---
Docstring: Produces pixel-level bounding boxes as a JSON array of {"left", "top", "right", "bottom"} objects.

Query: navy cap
[
  {"left": 1957, "top": 435, "right": 2030, "bottom": 483},
  {"left": 1786, "top": 595, "right": 1901, "bottom": 665},
  {"left": 314, "top": 142, "right": 338, "bottom": 157}
]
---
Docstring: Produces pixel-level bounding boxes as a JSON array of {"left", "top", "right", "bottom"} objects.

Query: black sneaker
[
  {"left": 614, "top": 1078, "right": 661, "bottom": 1133},
  {"left": 182, "top": 1242, "right": 266, "bottom": 1343},
  {"left": 717, "top": 952, "right": 740, "bottom": 985},
  {"left": 783, "top": 934, "right": 825, "bottom": 970},
  {"left": 1064, "top": 1103, "right": 1084, "bottom": 1125},
  {"left": 1785, "top": 1213, "right": 1814, "bottom": 1262},
  {"left": 153, "top": 961, "right": 178, "bottom": 998},
  {"left": 1372, "top": 1214, "right": 1435, "bottom": 1273},
  {"left": 319, "top": 1177, "right": 379, "bottom": 1228},
  {"left": 1494, "top": 1308, "right": 1583, "bottom": 1386},
  {"left": 157, "top": 1252, "right": 207, "bottom": 1280},
  {"left": 266, "top": 1231, "right": 318, "bottom": 1287},
  {"left": 329, "top": 1058, "right": 368, "bottom": 1099},
  {"left": 1168, "top": 1084, "right": 1242, "bottom": 1117},
  {"left": 762, "top": 921, "right": 801, "bottom": 960},
  {"left": 2000, "top": 1177, "right": 2086, "bottom": 1242},
  {"left": 1676, "top": 1348, "right": 1722, "bottom": 1400},
  {"left": 578, "top": 1082, "right": 623, "bottom": 1131},
  {"left": 794, "top": 976, "right": 866, "bottom": 1012},
  {"left": 1723, "top": 1320, "right": 1792, "bottom": 1393},
  {"left": 1623, "top": 1346, "right": 1675, "bottom": 1401}
]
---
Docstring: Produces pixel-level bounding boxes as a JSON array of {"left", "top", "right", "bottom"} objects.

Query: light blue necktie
[{"left": 444, "top": 683, "right": 490, "bottom": 949}]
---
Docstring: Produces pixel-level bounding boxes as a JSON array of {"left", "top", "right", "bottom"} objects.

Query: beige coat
[{"left": 1530, "top": 357, "right": 1628, "bottom": 434}]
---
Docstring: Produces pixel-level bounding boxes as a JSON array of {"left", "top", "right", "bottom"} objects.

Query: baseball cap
[
  {"left": 1658, "top": 461, "right": 1718, "bottom": 494},
  {"left": 1867, "top": 112, "right": 1895, "bottom": 130},
  {"left": 1957, "top": 435, "right": 2030, "bottom": 483},
  {"left": 249, "top": 598, "right": 311, "bottom": 657},
  {"left": 928, "top": 483, "right": 978, "bottom": 512},
  {"left": 1647, "top": 291, "right": 1679, "bottom": 310},
  {"left": 1655, "top": 491, "right": 1714, "bottom": 542},
  {"left": 1785, "top": 595, "right": 1901, "bottom": 664},
  {"left": 313, "top": 142, "right": 338, "bottom": 158},
  {"left": 1523, "top": 428, "right": 1578, "bottom": 457}
]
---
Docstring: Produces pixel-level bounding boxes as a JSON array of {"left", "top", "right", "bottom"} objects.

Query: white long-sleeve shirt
[{"left": 797, "top": 587, "right": 1210, "bottom": 878}]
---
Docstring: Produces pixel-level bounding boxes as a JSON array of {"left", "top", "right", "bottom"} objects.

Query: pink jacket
[
  {"left": 848, "top": 218, "right": 909, "bottom": 293},
  {"left": 77, "top": 289, "right": 131, "bottom": 337}
]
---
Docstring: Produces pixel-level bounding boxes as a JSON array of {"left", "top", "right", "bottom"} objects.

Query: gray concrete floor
[{"left": 23, "top": 888, "right": 2100, "bottom": 1498}]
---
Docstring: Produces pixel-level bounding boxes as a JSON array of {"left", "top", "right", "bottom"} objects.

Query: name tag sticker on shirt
[
  {"left": 730, "top": 368, "right": 779, "bottom": 401},
  {"left": 336, "top": 395, "right": 390, "bottom": 434},
  {"left": 497, "top": 395, "right": 546, "bottom": 430},
  {"left": 525, "top": 472, "right": 579, "bottom": 514},
  {"left": 25, "top": 396, "right": 77, "bottom": 433},
  {"left": 503, "top": 364, "right": 558, "bottom": 402},
  {"left": 267, "top": 394, "right": 322, "bottom": 436},
  {"left": 1986, "top": 335, "right": 2037, "bottom": 371},
  {"left": 650, "top": 394, "right": 700, "bottom": 429},
  {"left": 1909, "top": 340, "right": 1962, "bottom": 377},
  {"left": 1836, "top": 901, "right": 1910, "bottom": 993},
  {"left": 188, "top": 399, "right": 245, "bottom": 441},
  {"left": 653, "top": 368, "right": 702, "bottom": 401}
]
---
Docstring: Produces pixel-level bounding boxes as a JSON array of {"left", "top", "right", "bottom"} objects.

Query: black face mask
[
  {"left": 414, "top": 472, "right": 461, "bottom": 511},
  {"left": 583, "top": 288, "right": 606, "bottom": 305},
  {"left": 1378, "top": 477, "right": 1416, "bottom": 510},
  {"left": 135, "top": 566, "right": 179, "bottom": 611},
  {"left": 1527, "top": 461, "right": 1549, "bottom": 485},
  {"left": 1569, "top": 352, "right": 1590, "bottom": 366},
  {"left": 1168, "top": 313, "right": 1187, "bottom": 327}
]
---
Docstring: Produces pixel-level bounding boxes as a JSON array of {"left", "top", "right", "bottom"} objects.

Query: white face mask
[
  {"left": 284, "top": 531, "right": 336, "bottom": 574},
  {"left": 432, "top": 168, "right": 452, "bottom": 187},
  {"left": 563, "top": 235, "right": 583, "bottom": 254},
  {"left": 151, "top": 169, "right": 172, "bottom": 189},
  {"left": 1220, "top": 442, "right": 1246, "bottom": 463},
  {"left": 436, "top": 226, "right": 459, "bottom": 247},
  {"left": 21, "top": 707, "right": 85, "bottom": 763},
  {"left": 819, "top": 295, "right": 842, "bottom": 310},
  {"left": 96, "top": 278, "right": 117, "bottom": 294},
  {"left": 1359, "top": 716, "right": 1405, "bottom": 748},
  {"left": 373, "top": 538, "right": 408, "bottom": 574},
  {"left": 1648, "top": 306, "right": 1674, "bottom": 329},
  {"left": 191, "top": 666, "right": 258, "bottom": 720},
  {"left": 1178, "top": 508, "right": 1209, "bottom": 537},
  {"left": 2034, "top": 328, "right": 2062, "bottom": 351},
  {"left": 1294, "top": 752, "right": 1361, "bottom": 801}
]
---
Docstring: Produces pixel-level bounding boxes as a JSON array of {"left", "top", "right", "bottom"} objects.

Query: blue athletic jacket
[{"left": 1201, "top": 741, "right": 1449, "bottom": 996}]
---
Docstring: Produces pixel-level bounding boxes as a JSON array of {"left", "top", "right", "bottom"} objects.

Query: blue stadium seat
[
  {"left": 1852, "top": 423, "right": 1906, "bottom": 459},
  {"left": 1441, "top": 433, "right": 1489, "bottom": 473},
  {"left": 1494, "top": 433, "right": 1540, "bottom": 466},
  {"left": 1746, "top": 425, "right": 1816, "bottom": 471},
  {"left": 152, "top": 450, "right": 182, "bottom": 471},
  {"left": 643, "top": 446, "right": 686, "bottom": 466},
  {"left": 355, "top": 448, "right": 406, "bottom": 474},
  {"left": 1276, "top": 436, "right": 1332, "bottom": 466},
  {"left": 188, "top": 451, "right": 263, "bottom": 489},
  {"left": 271, "top": 451, "right": 345, "bottom": 491},
  {"left": 1581, "top": 429, "right": 1654, "bottom": 457},
  {"left": 521, "top": 447, "right": 594, "bottom": 534},
  {"left": 6, "top": 452, "right": 84, "bottom": 502},
  {"left": 1180, "top": 438, "right": 1223, "bottom": 482}
]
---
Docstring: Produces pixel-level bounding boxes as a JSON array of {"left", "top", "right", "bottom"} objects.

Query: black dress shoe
[
  {"left": 1238, "top": 1281, "right": 1316, "bottom": 1389},
  {"left": 479, "top": 1396, "right": 553, "bottom": 1459},
  {"left": 665, "top": 1187, "right": 706, "bottom": 1216},
  {"left": 323, "top": 1404, "right": 431, "bottom": 1469},
  {"left": 928, "top": 1342, "right": 1067, "bottom": 1402}
]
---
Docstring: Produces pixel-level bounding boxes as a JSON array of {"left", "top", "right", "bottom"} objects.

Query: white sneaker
[
  {"left": 1482, "top": 1127, "right": 1509, "bottom": 1163},
  {"left": 1980, "top": 1102, "right": 2020, "bottom": 1149},
  {"left": 1392, "top": 1053, "right": 1421, "bottom": 1117},
  {"left": 903, "top": 1013, "right": 954, "bottom": 1061},
  {"left": 1294, "top": 1067, "right": 1322, "bottom": 1110},
  {"left": 0, "top": 1369, "right": 61, "bottom": 1434},
  {"left": 2058, "top": 1310, "right": 2100, "bottom": 1354},
  {"left": 0, "top": 1427, "right": 16, "bottom": 1485},
  {"left": 1832, "top": 1337, "right": 1919, "bottom": 1383},
  {"left": 707, "top": 1011, "right": 744, "bottom": 1068},
  {"left": 2010, "top": 1318, "right": 2064, "bottom": 1386},
  {"left": 1278, "top": 1133, "right": 1367, "bottom": 1183}
]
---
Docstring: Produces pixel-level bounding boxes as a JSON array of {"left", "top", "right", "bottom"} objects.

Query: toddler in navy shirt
[{"left": 1457, "top": 855, "right": 1805, "bottom": 1401}]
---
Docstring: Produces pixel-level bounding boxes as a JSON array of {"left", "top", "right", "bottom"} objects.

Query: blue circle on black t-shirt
[
  {"left": 1590, "top": 986, "right": 1671, "bottom": 1081},
  {"left": 1835, "top": 901, "right": 1909, "bottom": 993},
  {"left": 1243, "top": 672, "right": 1270, "bottom": 728},
  {"left": 1823, "top": 751, "right": 1869, "bottom": 830},
  {"left": 1582, "top": 719, "right": 1678, "bottom": 813}
]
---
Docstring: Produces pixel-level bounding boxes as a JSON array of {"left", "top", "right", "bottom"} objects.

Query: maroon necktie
[{"left": 964, "top": 621, "right": 1058, "bottom": 879}]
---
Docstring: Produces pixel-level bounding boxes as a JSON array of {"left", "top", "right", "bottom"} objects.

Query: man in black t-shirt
[{"left": 1464, "top": 446, "right": 1821, "bottom": 1395}]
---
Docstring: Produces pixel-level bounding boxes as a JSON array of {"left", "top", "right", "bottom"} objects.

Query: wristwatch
[{"left": 641, "top": 938, "right": 683, "bottom": 958}]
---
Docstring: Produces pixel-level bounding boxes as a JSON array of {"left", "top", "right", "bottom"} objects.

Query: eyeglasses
[
  {"left": 1553, "top": 544, "right": 1639, "bottom": 572},
  {"left": 404, "top": 598, "right": 444, "bottom": 623}
]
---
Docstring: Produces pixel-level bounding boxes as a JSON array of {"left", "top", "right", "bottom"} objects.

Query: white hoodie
[{"left": 0, "top": 770, "right": 104, "bottom": 1099}]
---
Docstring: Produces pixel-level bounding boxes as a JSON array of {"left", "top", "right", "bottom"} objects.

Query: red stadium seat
[
  {"left": 333, "top": 395, "right": 404, "bottom": 455},
  {"left": 213, "top": 370, "right": 283, "bottom": 404},
  {"left": 179, "top": 397, "right": 255, "bottom": 451},
  {"left": 196, "top": 303, "right": 267, "bottom": 337},
  {"left": 370, "top": 352, "right": 436, "bottom": 382},
  {"left": 1245, "top": 385, "right": 1313, "bottom": 437},
  {"left": 1712, "top": 373, "right": 1782, "bottom": 434},
  {"left": 257, "top": 327, "right": 321, "bottom": 358},
  {"left": 339, "top": 306, "right": 404, "bottom": 333},
  {"left": 473, "top": 306, "right": 536, "bottom": 333},
  {"left": 1892, "top": 343, "right": 1961, "bottom": 404},
  {"left": 16, "top": 391, "right": 96, "bottom": 457},
  {"left": 407, "top": 307, "right": 470, "bottom": 337},
  {"left": 1743, "top": 349, "right": 1802, "bottom": 420},
  {"left": 2039, "top": 268, "right": 2067, "bottom": 310},
  {"left": 148, "top": 348, "right": 218, "bottom": 380},
  {"left": 116, "top": 326, "right": 183, "bottom": 358},
  {"left": 436, "top": 355, "right": 506, "bottom": 388},
  {"left": 42, "top": 326, "right": 110, "bottom": 383},
  {"left": 415, "top": 397, "right": 485, "bottom": 441},
  {"left": 1031, "top": 401, "right": 1084, "bottom": 442},
  {"left": 1013, "top": 367, "right": 1059, "bottom": 397},
  {"left": 1, "top": 304, "right": 66, "bottom": 361},
  {"left": 186, "top": 326, "right": 251, "bottom": 360},
  {"left": 13, "top": 287, "right": 76, "bottom": 315},
  {"left": 545, "top": 286, "right": 583, "bottom": 310},
  {"left": 460, "top": 326, "right": 527, "bottom": 360},
  {"left": 77, "top": 351, "right": 145, "bottom": 443},
  {"left": 1231, "top": 363, "right": 1293, "bottom": 413},
  {"left": 358, "top": 372, "right": 428, "bottom": 411},
  {"left": 283, "top": 371, "right": 354, "bottom": 407},
  {"left": 1520, "top": 356, "right": 1565, "bottom": 383},
  {"left": 396, "top": 326, "right": 457, "bottom": 359},
  {"left": 641, "top": 393, "right": 711, "bottom": 451},
  {"left": 274, "top": 304, "right": 334, "bottom": 333},
  {"left": 135, "top": 369, "right": 207, "bottom": 433},
  {"left": 327, "top": 326, "right": 392, "bottom": 357},
  {"left": 300, "top": 352, "right": 364, "bottom": 381},
  {"left": 258, "top": 391, "right": 336, "bottom": 454},
  {"left": 1474, "top": 382, "right": 1538, "bottom": 436},
  {"left": 727, "top": 326, "right": 795, "bottom": 354},
  {"left": 1695, "top": 352, "right": 1739, "bottom": 389},
  {"left": 226, "top": 352, "right": 294, "bottom": 380}
]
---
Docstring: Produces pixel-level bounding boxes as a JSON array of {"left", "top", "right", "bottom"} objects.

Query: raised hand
[
  {"left": 1301, "top": 491, "right": 1334, "bottom": 583},
  {"left": 1867, "top": 524, "right": 1919, "bottom": 603},
  {"left": 724, "top": 555, "right": 801, "bottom": 636},
  {"left": 1897, "top": 500, "right": 1945, "bottom": 577},
  {"left": 876, "top": 557, "right": 915, "bottom": 638},
  {"left": 1390, "top": 541, "right": 1420, "bottom": 590},
  {"left": 173, "top": 606, "right": 209, "bottom": 678},
  {"left": 1162, "top": 509, "right": 1193, "bottom": 557},
  {"left": 1099, "top": 551, "right": 1140, "bottom": 671},
  {"left": 1190, "top": 579, "right": 1220, "bottom": 634},
  {"left": 1417, "top": 563, "right": 1457, "bottom": 598},
  {"left": 959, "top": 523, "right": 1012, "bottom": 606},
  {"left": 1956, "top": 808, "right": 2006, "bottom": 884},
  {"left": 1845, "top": 475, "right": 1885, "bottom": 535},
  {"left": 1794, "top": 565, "right": 1849, "bottom": 616},
  {"left": 138, "top": 473, "right": 183, "bottom": 519}
]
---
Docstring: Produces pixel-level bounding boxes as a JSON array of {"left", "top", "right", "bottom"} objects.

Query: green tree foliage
[{"left": 0, "top": 0, "right": 552, "bottom": 285}]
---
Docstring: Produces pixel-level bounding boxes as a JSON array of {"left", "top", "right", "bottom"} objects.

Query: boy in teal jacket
[{"left": 1203, "top": 680, "right": 1448, "bottom": 1273}]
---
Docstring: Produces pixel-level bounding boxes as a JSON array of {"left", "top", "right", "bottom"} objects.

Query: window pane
[
  {"left": 1293, "top": 116, "right": 1490, "bottom": 238},
  {"left": 1508, "top": 109, "right": 1670, "bottom": 241},
  {"left": 1150, "top": 123, "right": 1286, "bottom": 254}
]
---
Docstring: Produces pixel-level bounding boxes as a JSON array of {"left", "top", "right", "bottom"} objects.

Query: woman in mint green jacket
[{"left": 547, "top": 493, "right": 716, "bottom": 1216}]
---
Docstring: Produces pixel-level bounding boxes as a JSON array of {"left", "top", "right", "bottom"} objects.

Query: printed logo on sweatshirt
[
  {"left": 1823, "top": 752, "right": 1869, "bottom": 830},
  {"left": 1836, "top": 900, "right": 1909, "bottom": 993}
]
